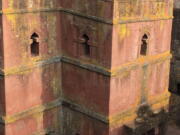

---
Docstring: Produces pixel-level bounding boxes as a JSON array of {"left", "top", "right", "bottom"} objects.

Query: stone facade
[
  {"left": 61, "top": 0, "right": 173, "bottom": 135},
  {"left": 0, "top": 1, "right": 61, "bottom": 135},
  {"left": 0, "top": 0, "right": 173, "bottom": 135}
]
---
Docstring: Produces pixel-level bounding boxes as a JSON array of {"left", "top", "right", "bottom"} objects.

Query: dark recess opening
[
  {"left": 142, "top": 126, "right": 164, "bottom": 135},
  {"left": 177, "top": 83, "right": 180, "bottom": 95},
  {"left": 30, "top": 32, "right": 39, "bottom": 56},
  {"left": 140, "top": 34, "right": 148, "bottom": 56},
  {"left": 82, "top": 34, "right": 90, "bottom": 56},
  {"left": 142, "top": 128, "right": 155, "bottom": 135}
]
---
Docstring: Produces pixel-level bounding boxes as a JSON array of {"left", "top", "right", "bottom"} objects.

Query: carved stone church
[{"left": 0, "top": 0, "right": 180, "bottom": 135}]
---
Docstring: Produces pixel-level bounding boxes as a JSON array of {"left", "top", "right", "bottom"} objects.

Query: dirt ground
[{"left": 166, "top": 124, "right": 180, "bottom": 135}]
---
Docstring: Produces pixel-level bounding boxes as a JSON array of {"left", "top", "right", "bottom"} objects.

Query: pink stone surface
[
  {"left": 60, "top": 0, "right": 113, "bottom": 19},
  {"left": 61, "top": 13, "right": 113, "bottom": 68},
  {"left": 3, "top": 13, "right": 61, "bottom": 69},
  {"left": 5, "top": 63, "right": 61, "bottom": 115},
  {"left": 5, "top": 108, "right": 59, "bottom": 135},
  {"left": 0, "top": 15, "right": 3, "bottom": 69},
  {"left": 111, "top": 20, "right": 172, "bottom": 68},
  {"left": 2, "top": 0, "right": 59, "bottom": 10},
  {"left": 62, "top": 107, "right": 109, "bottom": 135},
  {"left": 148, "top": 61, "right": 170, "bottom": 97},
  {"left": 0, "top": 0, "right": 173, "bottom": 135},
  {"left": 109, "top": 68, "right": 141, "bottom": 115},
  {"left": 62, "top": 63, "right": 110, "bottom": 115}
]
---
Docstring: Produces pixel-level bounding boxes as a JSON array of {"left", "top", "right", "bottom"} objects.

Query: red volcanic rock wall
[
  {"left": 0, "top": 0, "right": 62, "bottom": 135},
  {"left": 0, "top": 0, "right": 174, "bottom": 135},
  {"left": 61, "top": 0, "right": 173, "bottom": 135}
]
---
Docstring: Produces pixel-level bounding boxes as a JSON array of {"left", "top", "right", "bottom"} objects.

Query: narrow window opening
[
  {"left": 140, "top": 34, "right": 148, "bottom": 56},
  {"left": 30, "top": 32, "right": 39, "bottom": 56},
  {"left": 81, "top": 34, "right": 90, "bottom": 56}
]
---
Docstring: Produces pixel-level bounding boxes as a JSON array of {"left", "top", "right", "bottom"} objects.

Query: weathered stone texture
[
  {"left": 0, "top": 0, "right": 61, "bottom": 135},
  {"left": 0, "top": 0, "right": 174, "bottom": 135},
  {"left": 61, "top": 0, "right": 173, "bottom": 135}
]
